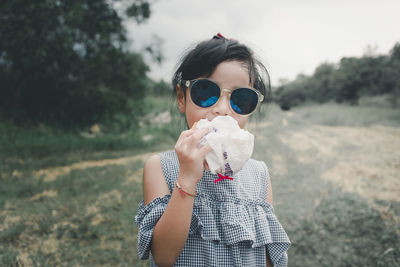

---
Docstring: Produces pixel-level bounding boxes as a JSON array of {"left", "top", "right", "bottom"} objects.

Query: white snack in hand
[{"left": 196, "top": 116, "right": 254, "bottom": 177}]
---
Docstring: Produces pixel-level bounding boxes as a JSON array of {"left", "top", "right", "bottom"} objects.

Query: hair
[{"left": 172, "top": 34, "right": 271, "bottom": 103}]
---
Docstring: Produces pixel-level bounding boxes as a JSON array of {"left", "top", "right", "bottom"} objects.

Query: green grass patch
[
  {"left": 0, "top": 247, "right": 19, "bottom": 266},
  {"left": 0, "top": 156, "right": 148, "bottom": 266},
  {"left": 0, "top": 223, "right": 26, "bottom": 243},
  {"left": 293, "top": 102, "right": 400, "bottom": 127},
  {"left": 0, "top": 95, "right": 180, "bottom": 162},
  {"left": 0, "top": 120, "right": 152, "bottom": 159},
  {"left": 288, "top": 192, "right": 400, "bottom": 267}
]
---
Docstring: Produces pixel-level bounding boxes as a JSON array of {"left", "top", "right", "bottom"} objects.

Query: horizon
[{"left": 127, "top": 0, "right": 400, "bottom": 86}]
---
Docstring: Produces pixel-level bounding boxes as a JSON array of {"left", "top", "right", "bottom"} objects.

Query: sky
[{"left": 126, "top": 0, "right": 400, "bottom": 86}]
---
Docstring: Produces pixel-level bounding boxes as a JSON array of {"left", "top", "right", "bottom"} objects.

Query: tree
[
  {"left": 272, "top": 42, "right": 400, "bottom": 109},
  {"left": 0, "top": 0, "right": 152, "bottom": 127},
  {"left": 274, "top": 74, "right": 309, "bottom": 110},
  {"left": 307, "top": 63, "right": 336, "bottom": 103},
  {"left": 387, "top": 42, "right": 400, "bottom": 107}
]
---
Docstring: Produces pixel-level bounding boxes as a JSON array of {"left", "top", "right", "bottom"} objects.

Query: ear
[{"left": 176, "top": 84, "right": 186, "bottom": 114}]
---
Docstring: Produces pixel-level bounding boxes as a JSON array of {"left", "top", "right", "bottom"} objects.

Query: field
[{"left": 1, "top": 100, "right": 400, "bottom": 266}]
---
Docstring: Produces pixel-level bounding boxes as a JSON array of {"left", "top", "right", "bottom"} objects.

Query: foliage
[
  {"left": 274, "top": 42, "right": 400, "bottom": 110},
  {"left": 0, "top": 95, "right": 179, "bottom": 159},
  {"left": 0, "top": 0, "right": 153, "bottom": 128},
  {"left": 274, "top": 74, "right": 309, "bottom": 110},
  {"left": 147, "top": 79, "right": 173, "bottom": 96},
  {"left": 289, "top": 192, "right": 400, "bottom": 267}
]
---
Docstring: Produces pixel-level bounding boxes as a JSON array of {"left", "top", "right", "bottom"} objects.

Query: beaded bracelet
[{"left": 175, "top": 181, "right": 197, "bottom": 197}]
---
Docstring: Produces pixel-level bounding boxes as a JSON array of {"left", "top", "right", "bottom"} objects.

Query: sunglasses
[{"left": 181, "top": 78, "right": 264, "bottom": 116}]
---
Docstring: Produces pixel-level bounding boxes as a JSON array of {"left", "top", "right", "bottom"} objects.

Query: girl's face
[{"left": 177, "top": 60, "right": 250, "bottom": 129}]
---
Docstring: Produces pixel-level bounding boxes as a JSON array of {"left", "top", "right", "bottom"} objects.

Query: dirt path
[
  {"left": 32, "top": 122, "right": 400, "bottom": 206},
  {"left": 33, "top": 153, "right": 152, "bottom": 182},
  {"left": 31, "top": 119, "right": 400, "bottom": 225},
  {"left": 279, "top": 124, "right": 400, "bottom": 204}
]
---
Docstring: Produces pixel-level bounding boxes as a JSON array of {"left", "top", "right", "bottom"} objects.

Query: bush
[
  {"left": 0, "top": 0, "right": 153, "bottom": 128},
  {"left": 273, "top": 42, "right": 400, "bottom": 109}
]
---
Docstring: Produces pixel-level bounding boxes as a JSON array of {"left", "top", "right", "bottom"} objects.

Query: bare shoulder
[
  {"left": 267, "top": 174, "right": 273, "bottom": 206},
  {"left": 253, "top": 159, "right": 273, "bottom": 206},
  {"left": 143, "top": 154, "right": 170, "bottom": 205}
]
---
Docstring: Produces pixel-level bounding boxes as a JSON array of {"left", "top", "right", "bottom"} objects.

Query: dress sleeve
[{"left": 134, "top": 194, "right": 171, "bottom": 259}]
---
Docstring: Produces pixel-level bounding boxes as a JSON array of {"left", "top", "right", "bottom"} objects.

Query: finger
[
  {"left": 203, "top": 160, "right": 210, "bottom": 171},
  {"left": 179, "top": 129, "right": 196, "bottom": 139},
  {"left": 186, "top": 128, "right": 210, "bottom": 147},
  {"left": 175, "top": 130, "right": 194, "bottom": 148},
  {"left": 199, "top": 144, "right": 212, "bottom": 157},
  {"left": 192, "top": 127, "right": 210, "bottom": 140},
  {"left": 179, "top": 123, "right": 198, "bottom": 141}
]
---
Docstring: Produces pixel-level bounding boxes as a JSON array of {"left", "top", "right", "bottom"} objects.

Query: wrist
[
  {"left": 177, "top": 176, "right": 198, "bottom": 194},
  {"left": 175, "top": 181, "right": 197, "bottom": 197}
]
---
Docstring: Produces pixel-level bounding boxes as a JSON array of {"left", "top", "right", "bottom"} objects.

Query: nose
[{"left": 212, "top": 89, "right": 231, "bottom": 116}]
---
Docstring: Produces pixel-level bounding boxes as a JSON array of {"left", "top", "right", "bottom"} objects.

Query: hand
[{"left": 174, "top": 126, "right": 212, "bottom": 189}]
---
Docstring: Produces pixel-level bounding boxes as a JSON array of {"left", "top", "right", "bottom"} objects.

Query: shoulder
[
  {"left": 144, "top": 150, "right": 177, "bottom": 175},
  {"left": 143, "top": 154, "right": 164, "bottom": 188},
  {"left": 144, "top": 153, "right": 161, "bottom": 168},
  {"left": 143, "top": 153, "right": 170, "bottom": 205}
]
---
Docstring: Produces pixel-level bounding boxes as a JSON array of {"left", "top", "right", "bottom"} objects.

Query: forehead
[{"left": 208, "top": 61, "right": 250, "bottom": 87}]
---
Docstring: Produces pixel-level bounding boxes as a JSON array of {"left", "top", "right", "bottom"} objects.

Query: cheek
[
  {"left": 237, "top": 117, "right": 247, "bottom": 129},
  {"left": 185, "top": 104, "right": 204, "bottom": 127}
]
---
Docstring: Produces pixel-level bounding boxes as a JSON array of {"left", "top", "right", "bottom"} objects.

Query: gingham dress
[{"left": 135, "top": 150, "right": 291, "bottom": 266}]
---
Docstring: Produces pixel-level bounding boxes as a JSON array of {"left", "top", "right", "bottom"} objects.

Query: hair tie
[
  {"left": 212, "top": 33, "right": 239, "bottom": 44},
  {"left": 213, "top": 33, "right": 226, "bottom": 40}
]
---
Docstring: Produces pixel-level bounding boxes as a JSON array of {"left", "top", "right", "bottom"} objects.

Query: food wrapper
[{"left": 196, "top": 116, "right": 254, "bottom": 177}]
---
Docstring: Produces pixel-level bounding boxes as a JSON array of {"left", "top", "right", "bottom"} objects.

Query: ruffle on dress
[
  {"left": 190, "top": 193, "right": 290, "bottom": 266},
  {"left": 135, "top": 194, "right": 171, "bottom": 260},
  {"left": 135, "top": 193, "right": 290, "bottom": 266}
]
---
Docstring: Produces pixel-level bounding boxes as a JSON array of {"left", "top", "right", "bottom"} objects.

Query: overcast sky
[{"left": 126, "top": 0, "right": 400, "bottom": 85}]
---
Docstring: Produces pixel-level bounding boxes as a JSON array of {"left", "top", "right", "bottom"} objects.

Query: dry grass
[{"left": 1, "top": 102, "right": 400, "bottom": 266}]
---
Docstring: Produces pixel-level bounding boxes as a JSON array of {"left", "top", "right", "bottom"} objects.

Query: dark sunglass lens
[
  {"left": 231, "top": 88, "right": 259, "bottom": 115},
  {"left": 190, "top": 80, "right": 220, "bottom": 108}
]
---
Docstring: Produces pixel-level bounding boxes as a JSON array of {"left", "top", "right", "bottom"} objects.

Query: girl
[{"left": 135, "top": 34, "right": 291, "bottom": 267}]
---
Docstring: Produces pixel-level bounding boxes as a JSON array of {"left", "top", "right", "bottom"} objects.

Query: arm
[
  {"left": 143, "top": 128, "right": 211, "bottom": 267},
  {"left": 143, "top": 155, "right": 196, "bottom": 267},
  {"left": 266, "top": 175, "right": 273, "bottom": 267}
]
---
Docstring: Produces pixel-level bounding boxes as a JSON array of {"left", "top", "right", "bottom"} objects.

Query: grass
[
  {"left": 254, "top": 101, "right": 400, "bottom": 266},
  {"left": 0, "top": 161, "right": 148, "bottom": 266},
  {"left": 292, "top": 102, "right": 400, "bottom": 127},
  {"left": 288, "top": 191, "right": 400, "bottom": 266},
  {"left": 1, "top": 97, "right": 399, "bottom": 266},
  {"left": 0, "top": 95, "right": 183, "bottom": 161},
  {"left": 0, "top": 223, "right": 26, "bottom": 243}
]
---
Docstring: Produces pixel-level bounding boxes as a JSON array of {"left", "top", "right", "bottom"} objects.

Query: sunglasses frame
[{"left": 181, "top": 78, "right": 264, "bottom": 116}]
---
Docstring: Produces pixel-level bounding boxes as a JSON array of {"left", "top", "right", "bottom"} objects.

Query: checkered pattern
[{"left": 135, "top": 150, "right": 291, "bottom": 266}]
